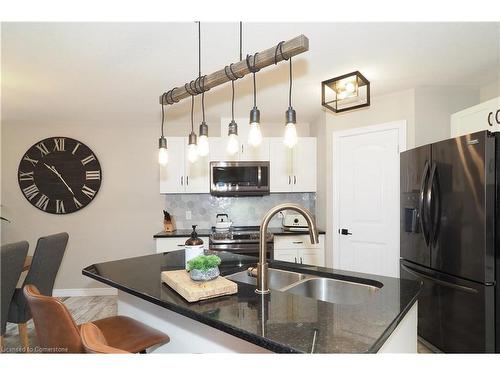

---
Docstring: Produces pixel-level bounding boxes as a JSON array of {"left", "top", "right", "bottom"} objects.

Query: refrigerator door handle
[
  {"left": 427, "top": 162, "right": 441, "bottom": 246},
  {"left": 418, "top": 160, "right": 431, "bottom": 246},
  {"left": 401, "top": 264, "right": 479, "bottom": 294}
]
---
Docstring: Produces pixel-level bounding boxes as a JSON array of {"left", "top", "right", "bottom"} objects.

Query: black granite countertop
[
  {"left": 153, "top": 227, "right": 326, "bottom": 238},
  {"left": 83, "top": 251, "right": 420, "bottom": 353}
]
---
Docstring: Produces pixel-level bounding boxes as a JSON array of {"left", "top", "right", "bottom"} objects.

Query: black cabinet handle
[
  {"left": 496, "top": 109, "right": 500, "bottom": 124},
  {"left": 488, "top": 112, "right": 494, "bottom": 126},
  {"left": 292, "top": 241, "right": 303, "bottom": 244},
  {"left": 186, "top": 176, "right": 189, "bottom": 186},
  {"left": 339, "top": 229, "right": 352, "bottom": 235},
  {"left": 288, "top": 176, "right": 291, "bottom": 185},
  {"left": 294, "top": 176, "right": 297, "bottom": 184},
  {"left": 181, "top": 176, "right": 183, "bottom": 186},
  {"left": 294, "top": 257, "right": 297, "bottom": 263},
  {"left": 300, "top": 257, "right": 303, "bottom": 264}
]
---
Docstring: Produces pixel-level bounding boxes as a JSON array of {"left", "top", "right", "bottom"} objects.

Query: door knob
[{"left": 339, "top": 229, "right": 352, "bottom": 235}]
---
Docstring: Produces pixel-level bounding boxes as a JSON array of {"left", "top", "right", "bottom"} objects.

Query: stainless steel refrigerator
[{"left": 400, "top": 130, "right": 499, "bottom": 353}]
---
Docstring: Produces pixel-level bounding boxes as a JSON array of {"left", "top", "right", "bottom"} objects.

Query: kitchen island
[{"left": 83, "top": 250, "right": 421, "bottom": 353}]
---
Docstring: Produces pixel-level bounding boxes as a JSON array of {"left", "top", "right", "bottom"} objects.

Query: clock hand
[{"left": 44, "top": 163, "right": 75, "bottom": 196}]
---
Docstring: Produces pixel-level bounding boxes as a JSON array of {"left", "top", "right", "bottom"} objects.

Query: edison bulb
[
  {"left": 344, "top": 81, "right": 356, "bottom": 93},
  {"left": 198, "top": 135, "right": 209, "bottom": 156},
  {"left": 227, "top": 133, "right": 239, "bottom": 155},
  {"left": 158, "top": 147, "right": 168, "bottom": 166},
  {"left": 283, "top": 123, "right": 298, "bottom": 148},
  {"left": 187, "top": 143, "right": 198, "bottom": 163},
  {"left": 248, "top": 122, "right": 262, "bottom": 146}
]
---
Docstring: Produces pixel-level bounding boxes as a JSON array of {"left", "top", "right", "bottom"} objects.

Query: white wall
[{"left": 414, "top": 86, "right": 479, "bottom": 146}]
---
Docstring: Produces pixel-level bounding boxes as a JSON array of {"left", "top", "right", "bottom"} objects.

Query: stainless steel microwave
[{"left": 210, "top": 161, "right": 270, "bottom": 196}]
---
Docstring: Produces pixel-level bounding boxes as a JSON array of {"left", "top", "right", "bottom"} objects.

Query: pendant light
[
  {"left": 280, "top": 42, "right": 297, "bottom": 148},
  {"left": 226, "top": 22, "right": 242, "bottom": 156},
  {"left": 196, "top": 22, "right": 210, "bottom": 157},
  {"left": 247, "top": 52, "right": 262, "bottom": 146},
  {"left": 158, "top": 93, "right": 168, "bottom": 166},
  {"left": 187, "top": 94, "right": 198, "bottom": 163}
]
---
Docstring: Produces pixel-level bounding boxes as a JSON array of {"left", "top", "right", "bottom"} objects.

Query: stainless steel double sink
[{"left": 226, "top": 268, "right": 381, "bottom": 305}]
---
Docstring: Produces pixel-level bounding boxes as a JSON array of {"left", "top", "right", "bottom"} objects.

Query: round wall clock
[{"left": 18, "top": 137, "right": 102, "bottom": 214}]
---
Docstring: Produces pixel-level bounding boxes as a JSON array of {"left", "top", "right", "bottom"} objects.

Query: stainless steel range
[{"left": 209, "top": 226, "right": 274, "bottom": 259}]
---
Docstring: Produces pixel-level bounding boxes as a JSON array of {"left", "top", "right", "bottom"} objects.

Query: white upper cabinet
[
  {"left": 160, "top": 137, "right": 209, "bottom": 194},
  {"left": 451, "top": 96, "right": 500, "bottom": 137},
  {"left": 161, "top": 136, "right": 317, "bottom": 194},
  {"left": 240, "top": 139, "right": 270, "bottom": 161},
  {"left": 160, "top": 137, "right": 185, "bottom": 193},
  {"left": 185, "top": 152, "right": 210, "bottom": 193},
  {"left": 209, "top": 138, "right": 240, "bottom": 162},
  {"left": 209, "top": 137, "right": 270, "bottom": 161},
  {"left": 293, "top": 137, "right": 317, "bottom": 192},
  {"left": 269, "top": 138, "right": 293, "bottom": 192},
  {"left": 269, "top": 137, "right": 317, "bottom": 192}
]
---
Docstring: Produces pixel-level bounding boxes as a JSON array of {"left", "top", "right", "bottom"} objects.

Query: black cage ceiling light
[{"left": 321, "top": 71, "right": 370, "bottom": 113}]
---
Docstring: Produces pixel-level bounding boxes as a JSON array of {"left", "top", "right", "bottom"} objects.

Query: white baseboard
[{"left": 52, "top": 288, "right": 118, "bottom": 297}]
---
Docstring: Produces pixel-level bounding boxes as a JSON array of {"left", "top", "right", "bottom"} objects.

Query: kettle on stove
[{"left": 215, "top": 213, "right": 232, "bottom": 231}]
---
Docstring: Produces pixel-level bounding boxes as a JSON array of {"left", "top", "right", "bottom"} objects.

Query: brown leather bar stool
[
  {"left": 80, "top": 323, "right": 128, "bottom": 354},
  {"left": 24, "top": 285, "right": 169, "bottom": 353}
]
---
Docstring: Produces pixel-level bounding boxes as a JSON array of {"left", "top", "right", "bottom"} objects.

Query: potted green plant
[{"left": 187, "top": 254, "right": 222, "bottom": 281}]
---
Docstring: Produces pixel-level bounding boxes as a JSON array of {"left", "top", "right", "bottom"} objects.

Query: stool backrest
[
  {"left": 1, "top": 241, "right": 29, "bottom": 335},
  {"left": 23, "top": 284, "right": 84, "bottom": 353}
]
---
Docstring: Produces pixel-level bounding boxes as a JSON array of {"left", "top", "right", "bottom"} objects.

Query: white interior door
[
  {"left": 160, "top": 137, "right": 185, "bottom": 193},
  {"left": 333, "top": 121, "right": 406, "bottom": 278}
]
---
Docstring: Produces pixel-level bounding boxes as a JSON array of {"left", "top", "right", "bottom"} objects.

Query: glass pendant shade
[
  {"left": 197, "top": 121, "right": 209, "bottom": 156},
  {"left": 283, "top": 107, "right": 297, "bottom": 148},
  {"left": 187, "top": 131, "right": 198, "bottom": 163},
  {"left": 158, "top": 136, "right": 168, "bottom": 166},
  {"left": 227, "top": 120, "right": 239, "bottom": 155},
  {"left": 248, "top": 107, "right": 262, "bottom": 146}
]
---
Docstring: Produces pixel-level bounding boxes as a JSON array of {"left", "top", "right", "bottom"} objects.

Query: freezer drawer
[{"left": 400, "top": 260, "right": 495, "bottom": 353}]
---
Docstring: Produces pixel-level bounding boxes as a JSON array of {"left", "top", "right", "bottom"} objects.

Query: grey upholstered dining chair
[
  {"left": 7, "top": 232, "right": 69, "bottom": 350},
  {"left": 1, "top": 241, "right": 29, "bottom": 352}
]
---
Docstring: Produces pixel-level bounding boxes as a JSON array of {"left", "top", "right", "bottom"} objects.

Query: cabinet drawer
[
  {"left": 273, "top": 234, "right": 323, "bottom": 250},
  {"left": 155, "top": 237, "right": 208, "bottom": 253}
]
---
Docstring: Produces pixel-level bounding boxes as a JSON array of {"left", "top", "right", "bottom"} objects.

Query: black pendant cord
[
  {"left": 191, "top": 95, "right": 195, "bottom": 132},
  {"left": 253, "top": 72, "right": 257, "bottom": 107},
  {"left": 231, "top": 80, "right": 235, "bottom": 121},
  {"left": 161, "top": 93, "right": 166, "bottom": 137},
  {"left": 239, "top": 21, "right": 242, "bottom": 61},
  {"left": 289, "top": 57, "right": 293, "bottom": 108}
]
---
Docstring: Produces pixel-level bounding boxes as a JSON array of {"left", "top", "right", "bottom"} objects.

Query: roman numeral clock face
[{"left": 18, "top": 137, "right": 102, "bottom": 214}]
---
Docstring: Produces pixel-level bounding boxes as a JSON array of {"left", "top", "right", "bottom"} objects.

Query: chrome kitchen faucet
[{"left": 256, "top": 203, "right": 319, "bottom": 294}]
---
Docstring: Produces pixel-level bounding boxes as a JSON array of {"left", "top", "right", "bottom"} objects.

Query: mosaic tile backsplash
[{"left": 164, "top": 193, "right": 316, "bottom": 229}]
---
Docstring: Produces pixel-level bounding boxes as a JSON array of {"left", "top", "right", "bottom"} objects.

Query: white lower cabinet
[
  {"left": 155, "top": 237, "right": 209, "bottom": 253},
  {"left": 273, "top": 234, "right": 325, "bottom": 267}
]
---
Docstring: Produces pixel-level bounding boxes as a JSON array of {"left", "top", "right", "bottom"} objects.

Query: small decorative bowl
[{"left": 190, "top": 266, "right": 220, "bottom": 281}]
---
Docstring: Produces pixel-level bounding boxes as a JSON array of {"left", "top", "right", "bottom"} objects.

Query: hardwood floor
[{"left": 2, "top": 295, "right": 435, "bottom": 353}]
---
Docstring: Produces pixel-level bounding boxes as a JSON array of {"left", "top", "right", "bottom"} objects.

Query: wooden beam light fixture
[{"left": 159, "top": 34, "right": 309, "bottom": 105}]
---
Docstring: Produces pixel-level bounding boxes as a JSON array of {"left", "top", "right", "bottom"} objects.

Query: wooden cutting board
[{"left": 161, "top": 270, "right": 238, "bottom": 303}]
